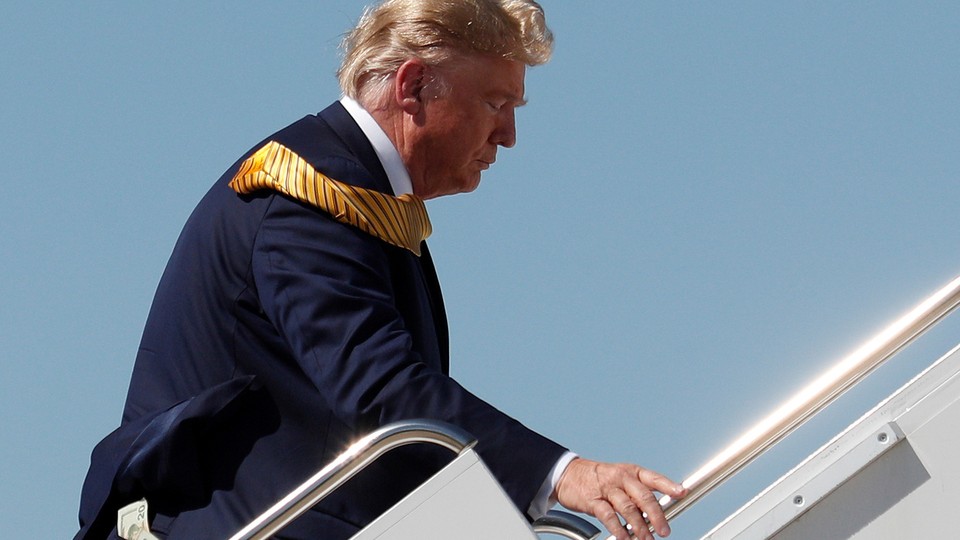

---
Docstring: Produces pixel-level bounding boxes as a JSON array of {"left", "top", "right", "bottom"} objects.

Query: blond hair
[{"left": 338, "top": 0, "right": 553, "bottom": 106}]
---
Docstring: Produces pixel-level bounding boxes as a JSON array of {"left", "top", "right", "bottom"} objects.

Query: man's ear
[{"left": 395, "top": 59, "right": 428, "bottom": 115}]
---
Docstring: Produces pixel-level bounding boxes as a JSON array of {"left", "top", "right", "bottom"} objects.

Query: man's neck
[{"left": 339, "top": 95, "right": 414, "bottom": 196}]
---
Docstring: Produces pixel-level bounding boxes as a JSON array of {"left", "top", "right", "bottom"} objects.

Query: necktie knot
[{"left": 228, "top": 141, "right": 431, "bottom": 256}]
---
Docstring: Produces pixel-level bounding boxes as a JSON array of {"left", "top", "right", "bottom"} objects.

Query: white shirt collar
[{"left": 339, "top": 96, "right": 414, "bottom": 196}]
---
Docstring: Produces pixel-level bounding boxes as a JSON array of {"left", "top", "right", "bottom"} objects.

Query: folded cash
[{"left": 118, "top": 499, "right": 160, "bottom": 540}]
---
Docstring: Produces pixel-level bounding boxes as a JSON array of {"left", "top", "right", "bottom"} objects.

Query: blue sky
[{"left": 3, "top": 2, "right": 959, "bottom": 538}]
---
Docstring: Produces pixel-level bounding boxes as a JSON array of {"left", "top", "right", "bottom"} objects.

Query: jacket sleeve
[{"left": 250, "top": 188, "right": 567, "bottom": 514}]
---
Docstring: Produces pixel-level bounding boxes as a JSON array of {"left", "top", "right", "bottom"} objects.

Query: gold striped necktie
[{"left": 228, "top": 141, "right": 432, "bottom": 256}]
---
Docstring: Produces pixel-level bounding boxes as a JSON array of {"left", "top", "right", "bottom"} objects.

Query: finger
[
  {"left": 619, "top": 480, "right": 666, "bottom": 538},
  {"left": 591, "top": 499, "right": 634, "bottom": 540},
  {"left": 637, "top": 468, "right": 687, "bottom": 499},
  {"left": 618, "top": 469, "right": 677, "bottom": 537},
  {"left": 607, "top": 488, "right": 653, "bottom": 540}
]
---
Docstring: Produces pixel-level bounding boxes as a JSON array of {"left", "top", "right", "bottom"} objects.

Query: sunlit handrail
[
  {"left": 639, "top": 273, "right": 960, "bottom": 533},
  {"left": 229, "top": 419, "right": 475, "bottom": 540}
]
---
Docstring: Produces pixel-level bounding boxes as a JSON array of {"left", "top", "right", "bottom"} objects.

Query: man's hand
[{"left": 555, "top": 458, "right": 687, "bottom": 540}]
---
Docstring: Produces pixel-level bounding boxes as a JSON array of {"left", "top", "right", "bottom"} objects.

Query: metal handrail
[
  {"left": 533, "top": 510, "right": 602, "bottom": 539},
  {"left": 229, "top": 419, "right": 475, "bottom": 540},
  {"left": 229, "top": 419, "right": 601, "bottom": 540},
  {"left": 641, "top": 273, "right": 960, "bottom": 533}
]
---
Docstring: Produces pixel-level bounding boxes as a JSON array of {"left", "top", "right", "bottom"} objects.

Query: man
[{"left": 76, "top": 1, "right": 685, "bottom": 539}]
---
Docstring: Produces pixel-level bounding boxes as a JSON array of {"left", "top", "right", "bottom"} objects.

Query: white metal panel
[
  {"left": 350, "top": 448, "right": 538, "bottom": 540},
  {"left": 842, "top": 372, "right": 960, "bottom": 539}
]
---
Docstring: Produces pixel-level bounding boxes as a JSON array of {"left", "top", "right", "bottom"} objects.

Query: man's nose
[{"left": 492, "top": 108, "right": 517, "bottom": 148}]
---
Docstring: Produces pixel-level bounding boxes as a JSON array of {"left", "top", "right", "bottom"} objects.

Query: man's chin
[
  {"left": 445, "top": 176, "right": 482, "bottom": 197},
  {"left": 458, "top": 180, "right": 482, "bottom": 196},
  {"left": 419, "top": 174, "right": 482, "bottom": 199}
]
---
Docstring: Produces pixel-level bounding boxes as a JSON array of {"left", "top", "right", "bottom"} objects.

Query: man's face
[{"left": 405, "top": 55, "right": 526, "bottom": 199}]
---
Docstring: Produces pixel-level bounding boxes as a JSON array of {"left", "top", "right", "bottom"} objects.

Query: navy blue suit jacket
[{"left": 76, "top": 102, "right": 566, "bottom": 539}]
